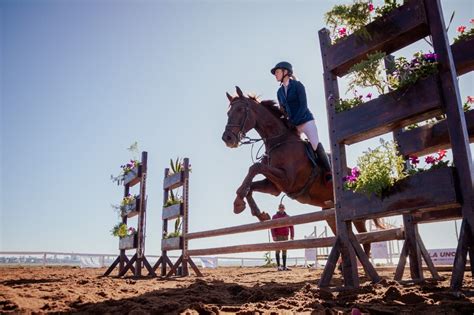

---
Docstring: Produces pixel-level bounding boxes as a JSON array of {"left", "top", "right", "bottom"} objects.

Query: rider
[{"left": 271, "top": 61, "right": 331, "bottom": 174}]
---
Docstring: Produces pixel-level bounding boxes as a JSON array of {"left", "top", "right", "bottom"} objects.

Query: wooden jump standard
[{"left": 318, "top": 0, "right": 474, "bottom": 290}]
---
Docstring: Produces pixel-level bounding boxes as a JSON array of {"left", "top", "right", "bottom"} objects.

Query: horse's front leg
[
  {"left": 246, "top": 179, "right": 281, "bottom": 221},
  {"left": 233, "top": 163, "right": 288, "bottom": 214}
]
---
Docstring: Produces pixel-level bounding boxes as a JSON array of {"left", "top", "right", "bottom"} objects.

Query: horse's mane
[{"left": 247, "top": 95, "right": 291, "bottom": 129}]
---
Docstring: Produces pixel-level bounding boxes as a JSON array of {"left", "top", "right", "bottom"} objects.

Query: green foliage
[
  {"left": 374, "top": 0, "right": 400, "bottom": 18},
  {"left": 261, "top": 252, "right": 276, "bottom": 267},
  {"left": 324, "top": 1, "right": 373, "bottom": 42},
  {"left": 335, "top": 96, "right": 364, "bottom": 113},
  {"left": 111, "top": 223, "right": 128, "bottom": 238},
  {"left": 348, "top": 51, "right": 386, "bottom": 94},
  {"left": 163, "top": 190, "right": 182, "bottom": 208},
  {"left": 346, "top": 139, "right": 406, "bottom": 198},
  {"left": 387, "top": 52, "right": 438, "bottom": 90},
  {"left": 454, "top": 25, "right": 474, "bottom": 43}
]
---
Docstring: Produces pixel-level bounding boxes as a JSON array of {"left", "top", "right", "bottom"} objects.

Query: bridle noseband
[{"left": 225, "top": 99, "right": 252, "bottom": 145}]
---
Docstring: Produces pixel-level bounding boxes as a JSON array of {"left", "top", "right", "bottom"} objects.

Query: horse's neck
[{"left": 252, "top": 104, "right": 289, "bottom": 141}]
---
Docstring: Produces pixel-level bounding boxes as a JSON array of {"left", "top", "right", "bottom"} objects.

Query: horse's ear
[
  {"left": 235, "top": 86, "right": 244, "bottom": 98},
  {"left": 226, "top": 92, "right": 233, "bottom": 103}
]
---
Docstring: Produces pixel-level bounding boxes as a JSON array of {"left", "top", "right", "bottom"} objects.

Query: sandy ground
[{"left": 1, "top": 265, "right": 474, "bottom": 314}]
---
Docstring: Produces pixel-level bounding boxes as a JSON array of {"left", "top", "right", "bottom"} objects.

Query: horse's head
[{"left": 222, "top": 86, "right": 258, "bottom": 148}]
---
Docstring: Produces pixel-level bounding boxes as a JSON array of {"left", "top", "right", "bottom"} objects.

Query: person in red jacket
[{"left": 271, "top": 203, "right": 294, "bottom": 271}]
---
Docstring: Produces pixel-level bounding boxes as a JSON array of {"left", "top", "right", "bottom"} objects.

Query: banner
[
  {"left": 427, "top": 248, "right": 457, "bottom": 265},
  {"left": 371, "top": 241, "right": 389, "bottom": 259}
]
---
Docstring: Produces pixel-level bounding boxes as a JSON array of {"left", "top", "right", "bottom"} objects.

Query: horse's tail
[{"left": 373, "top": 218, "right": 386, "bottom": 229}]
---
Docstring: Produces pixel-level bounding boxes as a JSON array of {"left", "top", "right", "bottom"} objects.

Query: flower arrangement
[
  {"left": 335, "top": 51, "right": 438, "bottom": 113},
  {"left": 406, "top": 149, "right": 450, "bottom": 176},
  {"left": 111, "top": 223, "right": 136, "bottom": 238},
  {"left": 163, "top": 216, "right": 182, "bottom": 239},
  {"left": 344, "top": 140, "right": 453, "bottom": 198},
  {"left": 164, "top": 190, "right": 182, "bottom": 208},
  {"left": 453, "top": 19, "right": 474, "bottom": 43},
  {"left": 343, "top": 139, "right": 406, "bottom": 197},
  {"left": 121, "top": 194, "right": 137, "bottom": 207},
  {"left": 325, "top": 0, "right": 401, "bottom": 44},
  {"left": 168, "top": 157, "right": 191, "bottom": 175},
  {"left": 110, "top": 142, "right": 141, "bottom": 185}
]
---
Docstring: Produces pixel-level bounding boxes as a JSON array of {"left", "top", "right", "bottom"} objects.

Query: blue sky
[{"left": 1, "top": 0, "right": 473, "bottom": 259}]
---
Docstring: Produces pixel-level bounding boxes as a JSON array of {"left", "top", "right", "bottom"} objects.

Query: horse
[{"left": 221, "top": 86, "right": 384, "bottom": 255}]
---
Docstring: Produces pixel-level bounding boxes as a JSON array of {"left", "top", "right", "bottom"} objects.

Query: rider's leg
[{"left": 296, "top": 120, "right": 331, "bottom": 173}]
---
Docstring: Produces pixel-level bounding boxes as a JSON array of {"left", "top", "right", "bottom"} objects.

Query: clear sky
[{"left": 1, "top": 0, "right": 473, "bottom": 259}]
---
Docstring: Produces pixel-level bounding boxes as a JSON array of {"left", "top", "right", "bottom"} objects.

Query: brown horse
[{"left": 221, "top": 86, "right": 383, "bottom": 254}]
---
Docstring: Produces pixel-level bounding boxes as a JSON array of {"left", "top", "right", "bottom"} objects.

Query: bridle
[{"left": 224, "top": 99, "right": 255, "bottom": 146}]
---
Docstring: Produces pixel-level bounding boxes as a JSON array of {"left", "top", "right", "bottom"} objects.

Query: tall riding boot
[{"left": 314, "top": 143, "right": 331, "bottom": 173}]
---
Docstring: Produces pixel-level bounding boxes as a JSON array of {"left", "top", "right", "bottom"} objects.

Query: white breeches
[{"left": 296, "top": 120, "right": 320, "bottom": 150}]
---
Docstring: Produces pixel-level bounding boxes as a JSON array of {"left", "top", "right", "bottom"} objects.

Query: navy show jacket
[{"left": 277, "top": 79, "right": 314, "bottom": 126}]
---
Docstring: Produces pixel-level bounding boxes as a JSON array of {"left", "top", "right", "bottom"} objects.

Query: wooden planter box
[
  {"left": 338, "top": 167, "right": 460, "bottom": 222},
  {"left": 123, "top": 165, "right": 141, "bottom": 187},
  {"left": 324, "top": 0, "right": 429, "bottom": 76},
  {"left": 119, "top": 234, "right": 138, "bottom": 250},
  {"left": 452, "top": 36, "right": 474, "bottom": 76},
  {"left": 335, "top": 74, "right": 443, "bottom": 144},
  {"left": 121, "top": 196, "right": 141, "bottom": 218},
  {"left": 396, "top": 110, "right": 474, "bottom": 157},
  {"left": 163, "top": 171, "right": 184, "bottom": 190},
  {"left": 162, "top": 202, "right": 184, "bottom": 220},
  {"left": 162, "top": 236, "right": 183, "bottom": 251}
]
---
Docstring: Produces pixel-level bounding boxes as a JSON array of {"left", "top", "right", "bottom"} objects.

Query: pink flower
[
  {"left": 425, "top": 155, "right": 436, "bottom": 164},
  {"left": 467, "top": 96, "right": 474, "bottom": 104},
  {"left": 368, "top": 3, "right": 374, "bottom": 12},
  {"left": 366, "top": 93, "right": 372, "bottom": 99},
  {"left": 470, "top": 19, "right": 474, "bottom": 25},
  {"left": 338, "top": 27, "right": 347, "bottom": 37},
  {"left": 409, "top": 155, "right": 419, "bottom": 166},
  {"left": 437, "top": 149, "right": 447, "bottom": 161},
  {"left": 457, "top": 25, "right": 466, "bottom": 33}
]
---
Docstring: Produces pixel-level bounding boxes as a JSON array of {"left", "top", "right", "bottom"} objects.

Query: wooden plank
[
  {"left": 142, "top": 257, "right": 156, "bottom": 277},
  {"left": 188, "top": 257, "right": 203, "bottom": 277},
  {"left": 162, "top": 237, "right": 183, "bottom": 251},
  {"left": 162, "top": 203, "right": 183, "bottom": 220},
  {"left": 348, "top": 229, "right": 381, "bottom": 283},
  {"left": 187, "top": 209, "right": 335, "bottom": 240},
  {"left": 335, "top": 74, "right": 443, "bottom": 145},
  {"left": 163, "top": 171, "right": 184, "bottom": 190},
  {"left": 416, "top": 231, "right": 442, "bottom": 280},
  {"left": 187, "top": 228, "right": 403, "bottom": 257},
  {"left": 451, "top": 220, "right": 472, "bottom": 290},
  {"left": 118, "top": 254, "right": 137, "bottom": 277},
  {"left": 124, "top": 165, "right": 141, "bottom": 187},
  {"left": 452, "top": 36, "right": 474, "bottom": 76},
  {"left": 119, "top": 234, "right": 138, "bottom": 250},
  {"left": 396, "top": 110, "right": 474, "bottom": 157},
  {"left": 339, "top": 167, "right": 459, "bottom": 222},
  {"left": 166, "top": 255, "right": 183, "bottom": 278},
  {"left": 395, "top": 241, "right": 409, "bottom": 281},
  {"left": 103, "top": 256, "right": 120, "bottom": 276},
  {"left": 325, "top": 0, "right": 429, "bottom": 76},
  {"left": 319, "top": 238, "right": 341, "bottom": 288},
  {"left": 412, "top": 207, "right": 462, "bottom": 224},
  {"left": 403, "top": 215, "right": 423, "bottom": 281}
]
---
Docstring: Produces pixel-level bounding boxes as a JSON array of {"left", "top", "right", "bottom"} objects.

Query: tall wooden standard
[
  {"left": 153, "top": 158, "right": 202, "bottom": 277},
  {"left": 104, "top": 151, "right": 155, "bottom": 277},
  {"left": 318, "top": 0, "right": 474, "bottom": 290}
]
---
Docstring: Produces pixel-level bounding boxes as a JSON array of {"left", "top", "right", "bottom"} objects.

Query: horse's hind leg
[
  {"left": 246, "top": 179, "right": 281, "bottom": 221},
  {"left": 354, "top": 220, "right": 371, "bottom": 257}
]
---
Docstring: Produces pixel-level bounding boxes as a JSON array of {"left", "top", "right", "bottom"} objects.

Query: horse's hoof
[
  {"left": 233, "top": 198, "right": 246, "bottom": 214},
  {"left": 257, "top": 212, "right": 271, "bottom": 221}
]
